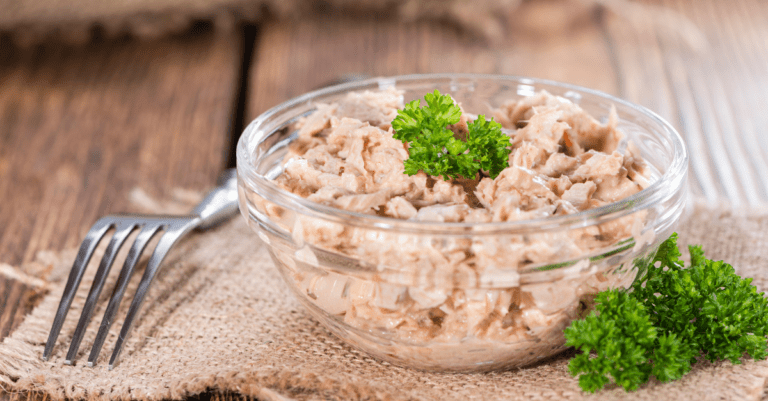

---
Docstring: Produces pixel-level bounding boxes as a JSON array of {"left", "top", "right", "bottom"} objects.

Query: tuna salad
[
  {"left": 276, "top": 88, "right": 649, "bottom": 224},
  {"left": 251, "top": 87, "right": 653, "bottom": 370}
]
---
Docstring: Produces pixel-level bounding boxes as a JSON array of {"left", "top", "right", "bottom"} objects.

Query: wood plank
[
  {"left": 247, "top": 4, "right": 618, "bottom": 119},
  {"left": 602, "top": 1, "right": 713, "bottom": 202},
  {"left": 0, "top": 31, "right": 241, "bottom": 267},
  {"left": 0, "top": 31, "right": 241, "bottom": 339},
  {"left": 681, "top": 0, "right": 768, "bottom": 204},
  {"left": 603, "top": 0, "right": 768, "bottom": 206}
]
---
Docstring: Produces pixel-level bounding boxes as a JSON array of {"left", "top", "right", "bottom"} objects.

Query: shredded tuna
[
  {"left": 254, "top": 88, "right": 652, "bottom": 369},
  {"left": 278, "top": 89, "right": 644, "bottom": 225}
]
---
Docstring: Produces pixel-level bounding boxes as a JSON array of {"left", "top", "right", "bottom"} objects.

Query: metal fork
[{"left": 43, "top": 169, "right": 239, "bottom": 368}]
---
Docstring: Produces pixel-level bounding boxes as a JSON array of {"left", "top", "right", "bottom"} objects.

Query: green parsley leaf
[
  {"left": 466, "top": 115, "right": 512, "bottom": 179},
  {"left": 564, "top": 289, "right": 690, "bottom": 392},
  {"left": 566, "top": 233, "right": 768, "bottom": 393},
  {"left": 423, "top": 89, "right": 463, "bottom": 128},
  {"left": 392, "top": 90, "right": 510, "bottom": 180},
  {"left": 632, "top": 233, "right": 768, "bottom": 364},
  {"left": 390, "top": 99, "right": 425, "bottom": 143}
]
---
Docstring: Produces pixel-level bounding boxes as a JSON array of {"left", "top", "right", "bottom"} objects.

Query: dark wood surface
[
  {"left": 1, "top": 0, "right": 768, "bottom": 399},
  {"left": 0, "top": 31, "right": 240, "bottom": 339}
]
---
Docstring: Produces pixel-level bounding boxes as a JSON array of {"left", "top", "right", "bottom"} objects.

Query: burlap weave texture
[{"left": 1, "top": 204, "right": 768, "bottom": 400}]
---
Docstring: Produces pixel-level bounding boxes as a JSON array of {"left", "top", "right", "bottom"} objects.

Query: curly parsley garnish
[
  {"left": 391, "top": 90, "right": 511, "bottom": 180},
  {"left": 565, "top": 289, "right": 693, "bottom": 392},
  {"left": 565, "top": 233, "right": 768, "bottom": 393}
]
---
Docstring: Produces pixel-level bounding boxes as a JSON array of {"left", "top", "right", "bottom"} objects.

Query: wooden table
[{"left": 1, "top": 0, "right": 767, "bottom": 398}]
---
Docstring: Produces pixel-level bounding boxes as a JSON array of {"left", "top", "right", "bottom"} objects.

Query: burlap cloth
[
  {"left": 1, "top": 201, "right": 768, "bottom": 400},
  {"left": 0, "top": 0, "right": 524, "bottom": 46},
  {"left": 0, "top": 0, "right": 707, "bottom": 53}
]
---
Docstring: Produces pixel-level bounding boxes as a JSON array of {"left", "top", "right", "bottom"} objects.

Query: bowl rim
[{"left": 237, "top": 73, "right": 688, "bottom": 235}]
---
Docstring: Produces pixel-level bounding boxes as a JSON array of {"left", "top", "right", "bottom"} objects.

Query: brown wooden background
[{"left": 1, "top": 0, "right": 767, "bottom": 398}]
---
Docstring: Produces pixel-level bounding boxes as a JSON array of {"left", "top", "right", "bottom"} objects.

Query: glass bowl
[{"left": 236, "top": 74, "right": 688, "bottom": 372}]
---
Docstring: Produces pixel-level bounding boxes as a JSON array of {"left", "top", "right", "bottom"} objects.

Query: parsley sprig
[
  {"left": 565, "top": 233, "right": 768, "bottom": 392},
  {"left": 391, "top": 90, "right": 511, "bottom": 180},
  {"left": 565, "top": 290, "right": 693, "bottom": 392}
]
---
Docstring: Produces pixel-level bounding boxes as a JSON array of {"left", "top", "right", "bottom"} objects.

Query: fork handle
[{"left": 192, "top": 168, "right": 240, "bottom": 230}]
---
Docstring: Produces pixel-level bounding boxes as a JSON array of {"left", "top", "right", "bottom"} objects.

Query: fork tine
[
  {"left": 43, "top": 218, "right": 113, "bottom": 361},
  {"left": 109, "top": 224, "right": 191, "bottom": 368},
  {"left": 87, "top": 224, "right": 162, "bottom": 367},
  {"left": 64, "top": 221, "right": 137, "bottom": 365}
]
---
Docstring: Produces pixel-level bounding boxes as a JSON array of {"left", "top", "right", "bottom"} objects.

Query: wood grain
[
  {"left": 604, "top": 0, "right": 768, "bottom": 206},
  {"left": 0, "top": 31, "right": 240, "bottom": 338},
  {"left": 0, "top": 32, "right": 240, "bottom": 266},
  {"left": 247, "top": 3, "right": 619, "bottom": 119}
]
